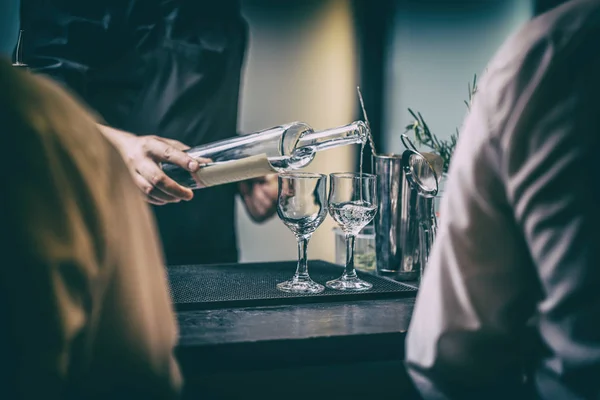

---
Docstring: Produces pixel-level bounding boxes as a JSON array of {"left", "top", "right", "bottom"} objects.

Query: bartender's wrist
[{"left": 96, "top": 124, "right": 135, "bottom": 149}]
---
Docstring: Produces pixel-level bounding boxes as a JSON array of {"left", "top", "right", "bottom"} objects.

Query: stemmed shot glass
[
  {"left": 327, "top": 173, "right": 378, "bottom": 291},
  {"left": 276, "top": 172, "right": 328, "bottom": 293}
]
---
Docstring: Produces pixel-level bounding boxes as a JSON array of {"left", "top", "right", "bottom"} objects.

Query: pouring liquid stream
[
  {"left": 356, "top": 86, "right": 377, "bottom": 203},
  {"left": 357, "top": 86, "right": 378, "bottom": 157}
]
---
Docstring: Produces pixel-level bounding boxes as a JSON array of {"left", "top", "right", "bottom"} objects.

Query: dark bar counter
[{"left": 170, "top": 261, "right": 420, "bottom": 399}]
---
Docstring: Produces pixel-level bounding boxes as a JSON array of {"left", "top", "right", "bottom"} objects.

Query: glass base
[
  {"left": 326, "top": 275, "right": 373, "bottom": 291},
  {"left": 277, "top": 277, "right": 324, "bottom": 294}
]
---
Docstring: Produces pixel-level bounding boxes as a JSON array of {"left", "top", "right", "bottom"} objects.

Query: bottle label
[{"left": 192, "top": 153, "right": 277, "bottom": 187}]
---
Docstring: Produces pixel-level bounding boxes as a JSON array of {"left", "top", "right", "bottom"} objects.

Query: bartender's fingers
[
  {"left": 239, "top": 180, "right": 251, "bottom": 197},
  {"left": 142, "top": 135, "right": 200, "bottom": 172},
  {"left": 279, "top": 177, "right": 293, "bottom": 197},
  {"left": 260, "top": 175, "right": 279, "bottom": 210},
  {"left": 159, "top": 137, "right": 191, "bottom": 151},
  {"left": 132, "top": 173, "right": 172, "bottom": 205},
  {"left": 263, "top": 174, "right": 279, "bottom": 191},
  {"left": 136, "top": 160, "right": 194, "bottom": 201},
  {"left": 145, "top": 183, "right": 185, "bottom": 203},
  {"left": 240, "top": 175, "right": 279, "bottom": 221},
  {"left": 146, "top": 197, "right": 167, "bottom": 206},
  {"left": 155, "top": 138, "right": 213, "bottom": 166},
  {"left": 252, "top": 190, "right": 272, "bottom": 215}
]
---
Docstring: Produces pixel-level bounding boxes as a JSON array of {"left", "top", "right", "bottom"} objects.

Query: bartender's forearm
[
  {"left": 94, "top": 124, "right": 202, "bottom": 203},
  {"left": 96, "top": 123, "right": 135, "bottom": 149}
]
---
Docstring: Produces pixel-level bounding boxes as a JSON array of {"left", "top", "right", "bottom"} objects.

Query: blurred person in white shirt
[{"left": 406, "top": 0, "right": 600, "bottom": 398}]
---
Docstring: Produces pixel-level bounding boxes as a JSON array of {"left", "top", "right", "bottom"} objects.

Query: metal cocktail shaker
[
  {"left": 372, "top": 154, "right": 420, "bottom": 281},
  {"left": 401, "top": 147, "right": 444, "bottom": 281}
]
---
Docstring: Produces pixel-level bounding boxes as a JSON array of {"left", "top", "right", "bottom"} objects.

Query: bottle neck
[{"left": 295, "top": 121, "right": 367, "bottom": 153}]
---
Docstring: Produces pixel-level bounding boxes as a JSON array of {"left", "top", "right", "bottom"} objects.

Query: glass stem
[
  {"left": 294, "top": 235, "right": 310, "bottom": 281},
  {"left": 343, "top": 234, "right": 357, "bottom": 279}
]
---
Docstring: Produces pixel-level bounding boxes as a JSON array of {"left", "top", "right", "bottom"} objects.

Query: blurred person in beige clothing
[
  {"left": 0, "top": 59, "right": 181, "bottom": 398},
  {"left": 405, "top": 0, "right": 600, "bottom": 398}
]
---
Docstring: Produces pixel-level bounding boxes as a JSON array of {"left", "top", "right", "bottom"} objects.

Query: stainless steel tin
[
  {"left": 402, "top": 149, "right": 443, "bottom": 281},
  {"left": 399, "top": 173, "right": 421, "bottom": 280},
  {"left": 372, "top": 154, "right": 419, "bottom": 280}
]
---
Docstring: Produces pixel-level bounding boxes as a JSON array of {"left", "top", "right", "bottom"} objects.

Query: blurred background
[{"left": 0, "top": 0, "right": 568, "bottom": 263}]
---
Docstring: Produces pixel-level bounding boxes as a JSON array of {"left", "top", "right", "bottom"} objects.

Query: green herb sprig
[{"left": 404, "top": 74, "right": 478, "bottom": 173}]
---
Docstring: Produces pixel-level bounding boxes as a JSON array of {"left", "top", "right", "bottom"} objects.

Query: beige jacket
[{"left": 0, "top": 60, "right": 181, "bottom": 398}]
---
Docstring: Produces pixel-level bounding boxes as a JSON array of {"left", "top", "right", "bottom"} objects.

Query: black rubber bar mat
[{"left": 167, "top": 260, "right": 418, "bottom": 311}]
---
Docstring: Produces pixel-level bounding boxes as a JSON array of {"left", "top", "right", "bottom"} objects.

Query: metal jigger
[{"left": 400, "top": 135, "right": 443, "bottom": 282}]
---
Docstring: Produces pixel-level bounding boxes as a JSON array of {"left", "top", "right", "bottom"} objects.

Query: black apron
[{"left": 20, "top": 0, "right": 247, "bottom": 265}]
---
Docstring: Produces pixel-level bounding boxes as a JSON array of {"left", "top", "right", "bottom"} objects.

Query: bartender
[{"left": 18, "top": 0, "right": 277, "bottom": 265}]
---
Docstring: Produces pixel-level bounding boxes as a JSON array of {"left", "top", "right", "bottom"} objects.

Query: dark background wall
[
  {"left": 0, "top": 0, "right": 19, "bottom": 58},
  {"left": 236, "top": 0, "right": 360, "bottom": 263},
  {"left": 535, "top": 0, "right": 571, "bottom": 15},
  {"left": 381, "top": 0, "right": 533, "bottom": 153}
]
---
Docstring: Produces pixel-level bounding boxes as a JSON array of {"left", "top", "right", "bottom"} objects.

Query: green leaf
[{"left": 402, "top": 73, "right": 477, "bottom": 173}]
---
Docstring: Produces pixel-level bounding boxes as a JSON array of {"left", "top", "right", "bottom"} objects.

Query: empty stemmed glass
[
  {"left": 327, "top": 173, "right": 378, "bottom": 291},
  {"left": 276, "top": 172, "right": 328, "bottom": 293}
]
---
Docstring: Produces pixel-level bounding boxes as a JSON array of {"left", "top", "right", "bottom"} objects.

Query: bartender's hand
[
  {"left": 97, "top": 124, "right": 210, "bottom": 205},
  {"left": 239, "top": 174, "right": 278, "bottom": 223}
]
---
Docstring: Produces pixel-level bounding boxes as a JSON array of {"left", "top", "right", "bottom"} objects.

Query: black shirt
[{"left": 19, "top": 0, "right": 247, "bottom": 265}]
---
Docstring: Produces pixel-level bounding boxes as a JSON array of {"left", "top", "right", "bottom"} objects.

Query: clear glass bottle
[{"left": 162, "top": 120, "right": 368, "bottom": 188}]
